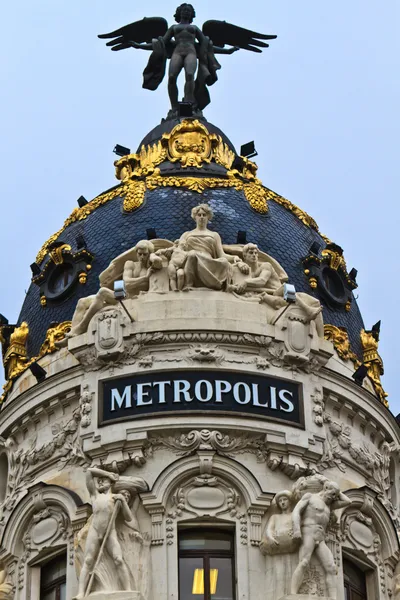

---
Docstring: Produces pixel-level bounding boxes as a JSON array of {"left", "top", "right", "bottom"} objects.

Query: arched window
[
  {"left": 178, "top": 529, "right": 235, "bottom": 600},
  {"left": 343, "top": 558, "right": 367, "bottom": 600}
]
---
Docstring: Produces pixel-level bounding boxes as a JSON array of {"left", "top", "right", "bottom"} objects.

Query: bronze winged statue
[{"left": 98, "top": 3, "right": 276, "bottom": 117}]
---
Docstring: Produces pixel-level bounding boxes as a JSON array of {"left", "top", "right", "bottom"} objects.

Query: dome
[{"left": 16, "top": 116, "right": 364, "bottom": 360}]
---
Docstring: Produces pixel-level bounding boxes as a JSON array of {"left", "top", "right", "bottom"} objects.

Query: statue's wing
[
  {"left": 202, "top": 20, "right": 276, "bottom": 52},
  {"left": 98, "top": 17, "right": 168, "bottom": 51}
]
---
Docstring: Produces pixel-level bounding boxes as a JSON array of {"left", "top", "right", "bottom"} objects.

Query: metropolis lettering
[{"left": 100, "top": 371, "right": 303, "bottom": 426}]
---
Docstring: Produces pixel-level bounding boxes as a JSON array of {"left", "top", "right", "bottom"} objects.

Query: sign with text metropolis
[{"left": 100, "top": 371, "right": 304, "bottom": 427}]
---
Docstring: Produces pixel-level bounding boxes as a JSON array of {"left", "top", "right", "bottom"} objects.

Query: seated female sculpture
[{"left": 178, "top": 204, "right": 232, "bottom": 290}]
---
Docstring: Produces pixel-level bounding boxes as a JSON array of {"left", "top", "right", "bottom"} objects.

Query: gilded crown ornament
[{"left": 98, "top": 3, "right": 276, "bottom": 117}]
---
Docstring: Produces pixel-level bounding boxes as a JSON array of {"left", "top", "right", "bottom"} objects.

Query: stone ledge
[
  {"left": 279, "top": 595, "right": 334, "bottom": 600},
  {"left": 82, "top": 592, "right": 143, "bottom": 600}
]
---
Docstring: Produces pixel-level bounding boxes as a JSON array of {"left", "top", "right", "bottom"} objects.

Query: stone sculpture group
[
  {"left": 68, "top": 203, "right": 323, "bottom": 339},
  {"left": 260, "top": 475, "right": 352, "bottom": 600}
]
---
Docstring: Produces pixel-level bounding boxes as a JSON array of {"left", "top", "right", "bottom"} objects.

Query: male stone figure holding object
[
  {"left": 290, "top": 481, "right": 351, "bottom": 598},
  {"left": 68, "top": 240, "right": 162, "bottom": 337},
  {"left": 75, "top": 467, "right": 138, "bottom": 599}
]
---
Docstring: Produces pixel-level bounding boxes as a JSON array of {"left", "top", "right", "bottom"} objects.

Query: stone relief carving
[
  {"left": 340, "top": 493, "right": 388, "bottom": 597},
  {"left": 311, "top": 387, "right": 325, "bottom": 426},
  {"left": 74, "top": 467, "right": 149, "bottom": 599},
  {"left": 74, "top": 330, "right": 327, "bottom": 377},
  {"left": 290, "top": 476, "right": 352, "bottom": 599},
  {"left": 0, "top": 436, "right": 31, "bottom": 514},
  {"left": 147, "top": 429, "right": 314, "bottom": 481},
  {"left": 80, "top": 384, "right": 93, "bottom": 428},
  {"left": 24, "top": 408, "right": 88, "bottom": 471},
  {"left": 94, "top": 309, "right": 126, "bottom": 358},
  {"left": 260, "top": 490, "right": 299, "bottom": 556},
  {"left": 317, "top": 416, "right": 397, "bottom": 516},
  {"left": 0, "top": 409, "right": 89, "bottom": 525},
  {"left": 19, "top": 492, "right": 73, "bottom": 590}
]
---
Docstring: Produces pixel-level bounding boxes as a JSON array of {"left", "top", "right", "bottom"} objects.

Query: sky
[{"left": 0, "top": 1, "right": 399, "bottom": 411}]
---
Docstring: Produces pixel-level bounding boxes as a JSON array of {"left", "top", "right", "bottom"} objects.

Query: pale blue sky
[{"left": 0, "top": 1, "right": 399, "bottom": 411}]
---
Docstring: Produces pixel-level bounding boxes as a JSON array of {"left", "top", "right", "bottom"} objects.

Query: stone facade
[{"left": 0, "top": 156, "right": 398, "bottom": 600}]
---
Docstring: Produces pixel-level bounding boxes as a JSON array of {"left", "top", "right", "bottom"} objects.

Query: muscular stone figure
[
  {"left": 230, "top": 243, "right": 324, "bottom": 336},
  {"left": 69, "top": 240, "right": 162, "bottom": 336},
  {"left": 75, "top": 468, "right": 133, "bottom": 599},
  {"left": 291, "top": 481, "right": 352, "bottom": 598}
]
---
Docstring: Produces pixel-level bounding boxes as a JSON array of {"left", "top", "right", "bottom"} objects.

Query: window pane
[
  {"left": 179, "top": 557, "right": 205, "bottom": 600},
  {"left": 209, "top": 557, "right": 234, "bottom": 600},
  {"left": 41, "top": 592, "right": 55, "bottom": 600},
  {"left": 343, "top": 559, "right": 366, "bottom": 594},
  {"left": 41, "top": 555, "right": 67, "bottom": 586},
  {"left": 60, "top": 582, "right": 67, "bottom": 600},
  {"left": 179, "top": 531, "right": 232, "bottom": 551}
]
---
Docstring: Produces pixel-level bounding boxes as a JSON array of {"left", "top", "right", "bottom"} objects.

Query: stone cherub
[
  {"left": 68, "top": 240, "right": 162, "bottom": 337},
  {"left": 98, "top": 3, "right": 276, "bottom": 116},
  {"left": 74, "top": 467, "right": 148, "bottom": 599},
  {"left": 290, "top": 480, "right": 352, "bottom": 598}
]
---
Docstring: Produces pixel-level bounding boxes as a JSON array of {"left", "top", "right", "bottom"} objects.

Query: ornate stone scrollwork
[
  {"left": 317, "top": 416, "right": 396, "bottom": 513},
  {"left": 19, "top": 492, "right": 73, "bottom": 590}
]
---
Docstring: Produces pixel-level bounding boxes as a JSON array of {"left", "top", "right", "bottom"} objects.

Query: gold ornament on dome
[
  {"left": 49, "top": 243, "right": 72, "bottom": 265},
  {"left": 162, "top": 119, "right": 215, "bottom": 168},
  {"left": 35, "top": 118, "right": 334, "bottom": 265},
  {"left": 360, "top": 328, "right": 388, "bottom": 407},
  {"left": 321, "top": 246, "right": 346, "bottom": 271},
  {"left": 39, "top": 321, "right": 72, "bottom": 356},
  {"left": 0, "top": 321, "right": 72, "bottom": 404},
  {"left": 324, "top": 324, "right": 358, "bottom": 363}
]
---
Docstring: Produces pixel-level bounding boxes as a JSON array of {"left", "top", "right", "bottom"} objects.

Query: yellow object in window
[{"left": 192, "top": 568, "right": 218, "bottom": 595}]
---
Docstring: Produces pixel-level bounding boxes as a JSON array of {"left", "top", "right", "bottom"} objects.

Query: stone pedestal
[{"left": 86, "top": 592, "right": 143, "bottom": 600}]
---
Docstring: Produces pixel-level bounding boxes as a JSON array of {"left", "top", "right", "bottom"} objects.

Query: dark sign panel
[{"left": 100, "top": 370, "right": 303, "bottom": 427}]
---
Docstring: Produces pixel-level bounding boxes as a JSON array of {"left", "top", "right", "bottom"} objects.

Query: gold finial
[
  {"left": 360, "top": 328, "right": 388, "bottom": 407},
  {"left": 79, "top": 272, "right": 88, "bottom": 284},
  {"left": 3, "top": 322, "right": 29, "bottom": 380}
]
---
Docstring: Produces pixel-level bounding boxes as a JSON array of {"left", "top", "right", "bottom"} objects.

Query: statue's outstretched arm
[
  {"left": 88, "top": 466, "right": 119, "bottom": 482},
  {"left": 129, "top": 42, "right": 153, "bottom": 51},
  {"left": 213, "top": 46, "right": 240, "bottom": 55}
]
